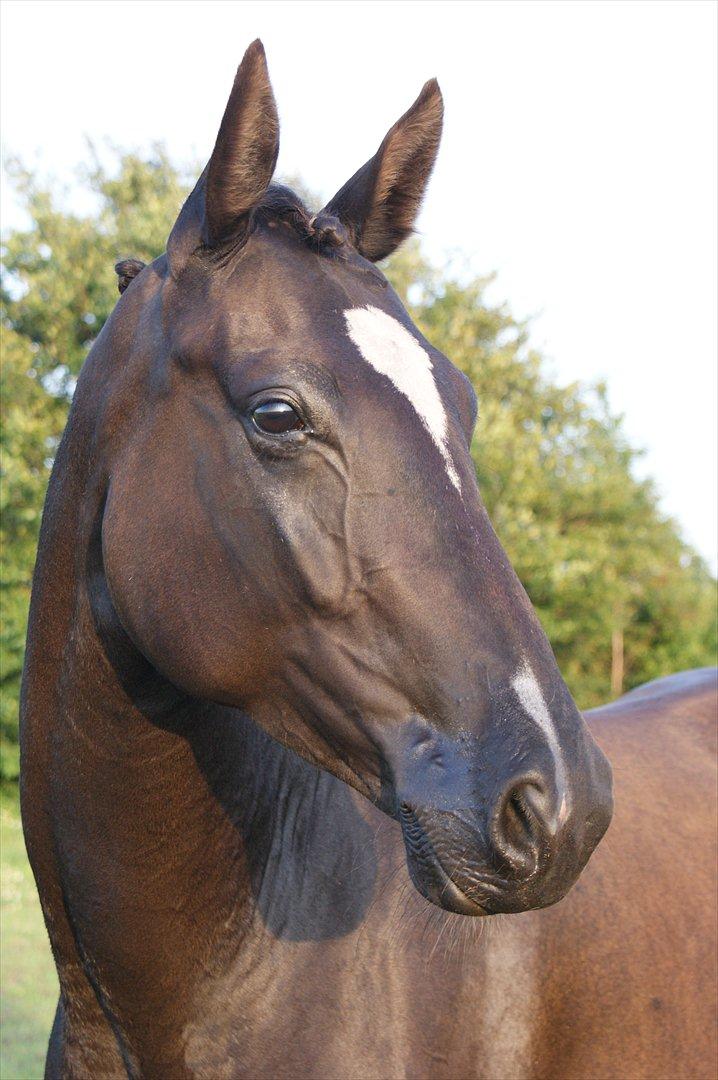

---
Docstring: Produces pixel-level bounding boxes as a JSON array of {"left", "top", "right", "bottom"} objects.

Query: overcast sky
[{"left": 2, "top": 0, "right": 716, "bottom": 570}]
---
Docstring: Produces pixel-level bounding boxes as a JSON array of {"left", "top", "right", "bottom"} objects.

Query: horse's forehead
[
  {"left": 182, "top": 241, "right": 463, "bottom": 492},
  {"left": 345, "top": 305, "right": 461, "bottom": 492}
]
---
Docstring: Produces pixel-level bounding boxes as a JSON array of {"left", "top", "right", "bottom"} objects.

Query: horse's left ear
[
  {"left": 167, "top": 39, "right": 279, "bottom": 275},
  {"left": 115, "top": 259, "right": 146, "bottom": 294},
  {"left": 322, "top": 79, "right": 443, "bottom": 263}
]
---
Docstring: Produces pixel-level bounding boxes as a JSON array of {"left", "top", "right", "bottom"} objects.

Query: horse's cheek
[{"left": 100, "top": 463, "right": 277, "bottom": 703}]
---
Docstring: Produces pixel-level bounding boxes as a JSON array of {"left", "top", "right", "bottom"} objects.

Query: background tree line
[{"left": 1, "top": 149, "right": 716, "bottom": 779}]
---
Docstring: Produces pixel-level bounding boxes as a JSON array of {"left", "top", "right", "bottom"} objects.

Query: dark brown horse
[{"left": 21, "top": 41, "right": 716, "bottom": 1080}]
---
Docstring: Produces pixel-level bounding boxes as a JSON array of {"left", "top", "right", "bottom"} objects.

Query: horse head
[{"left": 101, "top": 40, "right": 612, "bottom": 916}]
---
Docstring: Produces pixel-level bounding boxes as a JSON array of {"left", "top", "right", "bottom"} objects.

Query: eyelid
[{"left": 246, "top": 388, "right": 307, "bottom": 416}]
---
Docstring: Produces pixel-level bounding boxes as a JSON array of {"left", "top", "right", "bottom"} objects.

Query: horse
[{"left": 20, "top": 40, "right": 716, "bottom": 1080}]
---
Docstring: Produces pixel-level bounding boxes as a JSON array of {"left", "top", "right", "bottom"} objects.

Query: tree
[{"left": 1, "top": 150, "right": 715, "bottom": 778}]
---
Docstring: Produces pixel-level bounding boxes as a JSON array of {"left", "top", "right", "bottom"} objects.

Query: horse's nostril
[
  {"left": 490, "top": 778, "right": 551, "bottom": 880},
  {"left": 506, "top": 789, "right": 535, "bottom": 845}
]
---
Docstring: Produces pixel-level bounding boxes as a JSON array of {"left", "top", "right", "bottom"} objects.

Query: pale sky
[{"left": 2, "top": 0, "right": 716, "bottom": 570}]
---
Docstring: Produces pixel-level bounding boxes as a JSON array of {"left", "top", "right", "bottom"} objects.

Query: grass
[{"left": 1, "top": 787, "right": 57, "bottom": 1080}]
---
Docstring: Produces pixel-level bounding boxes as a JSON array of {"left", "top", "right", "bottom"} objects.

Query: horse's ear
[
  {"left": 115, "top": 258, "right": 146, "bottom": 294},
  {"left": 322, "top": 79, "right": 443, "bottom": 263},
  {"left": 167, "top": 39, "right": 279, "bottom": 274}
]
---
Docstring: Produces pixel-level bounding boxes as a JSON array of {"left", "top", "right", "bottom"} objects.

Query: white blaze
[
  {"left": 511, "top": 660, "right": 569, "bottom": 823},
  {"left": 344, "top": 305, "right": 461, "bottom": 492}
]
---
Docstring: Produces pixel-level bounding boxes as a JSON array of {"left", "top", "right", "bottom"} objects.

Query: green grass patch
[{"left": 1, "top": 787, "right": 57, "bottom": 1080}]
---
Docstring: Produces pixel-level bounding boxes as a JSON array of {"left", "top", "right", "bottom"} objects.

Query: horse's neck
[
  {"left": 23, "top": 415, "right": 380, "bottom": 971},
  {"left": 22, "top": 423, "right": 526, "bottom": 1076}
]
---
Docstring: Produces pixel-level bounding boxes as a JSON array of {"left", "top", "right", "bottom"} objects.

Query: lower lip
[
  {"left": 399, "top": 805, "right": 489, "bottom": 915},
  {"left": 406, "top": 848, "right": 488, "bottom": 915},
  {"left": 432, "top": 866, "right": 488, "bottom": 916}
]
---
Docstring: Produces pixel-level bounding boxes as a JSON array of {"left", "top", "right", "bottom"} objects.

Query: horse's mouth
[
  {"left": 399, "top": 803, "right": 487, "bottom": 916},
  {"left": 412, "top": 852, "right": 488, "bottom": 916}
]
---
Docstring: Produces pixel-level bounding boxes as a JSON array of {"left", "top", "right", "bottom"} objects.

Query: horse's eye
[{"left": 251, "top": 400, "right": 305, "bottom": 435}]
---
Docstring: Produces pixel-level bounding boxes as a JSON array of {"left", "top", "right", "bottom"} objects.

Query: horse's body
[
  {"left": 23, "top": 517, "right": 718, "bottom": 1080},
  {"left": 21, "top": 41, "right": 716, "bottom": 1080}
]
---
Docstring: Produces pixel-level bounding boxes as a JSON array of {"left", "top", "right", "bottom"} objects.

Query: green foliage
[
  {"left": 0, "top": 329, "right": 64, "bottom": 778},
  {"left": 1, "top": 150, "right": 715, "bottom": 779},
  {"left": 0, "top": 787, "right": 58, "bottom": 1078},
  {"left": 1, "top": 148, "right": 194, "bottom": 778}
]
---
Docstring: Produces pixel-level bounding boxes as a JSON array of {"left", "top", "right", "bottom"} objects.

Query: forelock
[{"left": 254, "top": 185, "right": 349, "bottom": 256}]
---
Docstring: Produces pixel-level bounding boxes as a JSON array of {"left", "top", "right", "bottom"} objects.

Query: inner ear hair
[{"left": 115, "top": 259, "right": 146, "bottom": 294}]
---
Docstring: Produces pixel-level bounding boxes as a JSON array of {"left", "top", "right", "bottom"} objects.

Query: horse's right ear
[
  {"left": 167, "top": 40, "right": 279, "bottom": 275},
  {"left": 322, "top": 79, "right": 443, "bottom": 263}
]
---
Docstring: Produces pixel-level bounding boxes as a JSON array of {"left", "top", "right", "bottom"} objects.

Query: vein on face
[{"left": 344, "top": 305, "right": 461, "bottom": 492}]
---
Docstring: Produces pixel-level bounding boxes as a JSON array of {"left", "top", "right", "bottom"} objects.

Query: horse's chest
[{"left": 180, "top": 916, "right": 542, "bottom": 1079}]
